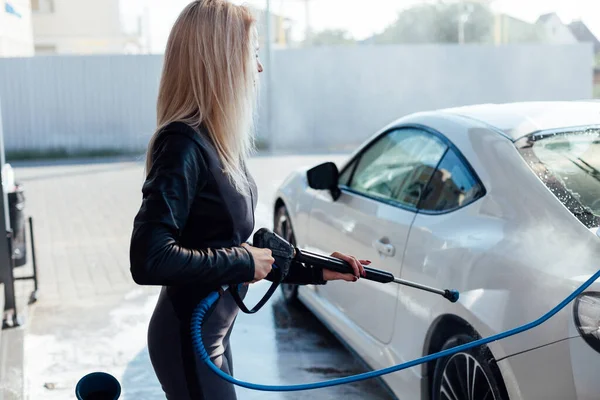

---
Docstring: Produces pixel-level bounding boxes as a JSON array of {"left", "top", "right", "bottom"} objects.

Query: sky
[{"left": 121, "top": 0, "right": 600, "bottom": 53}]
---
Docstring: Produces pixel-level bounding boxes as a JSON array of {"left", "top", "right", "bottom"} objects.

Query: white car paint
[
  {"left": 305, "top": 186, "right": 415, "bottom": 344},
  {"left": 273, "top": 101, "right": 600, "bottom": 399}
]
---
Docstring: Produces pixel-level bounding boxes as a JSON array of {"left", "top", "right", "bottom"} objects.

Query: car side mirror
[{"left": 307, "top": 162, "right": 341, "bottom": 201}]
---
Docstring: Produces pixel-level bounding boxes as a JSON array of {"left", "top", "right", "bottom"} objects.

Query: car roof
[{"left": 438, "top": 101, "right": 600, "bottom": 141}]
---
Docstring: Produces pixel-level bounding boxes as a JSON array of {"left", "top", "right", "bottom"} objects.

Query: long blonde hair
[{"left": 146, "top": 0, "right": 258, "bottom": 195}]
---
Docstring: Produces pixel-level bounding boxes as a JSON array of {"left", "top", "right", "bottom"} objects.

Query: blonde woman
[{"left": 129, "top": 1, "right": 369, "bottom": 399}]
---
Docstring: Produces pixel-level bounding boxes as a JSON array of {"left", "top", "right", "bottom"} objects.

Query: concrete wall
[
  {"left": 267, "top": 44, "right": 593, "bottom": 151},
  {"left": 0, "top": 54, "right": 163, "bottom": 152},
  {"left": 0, "top": 0, "right": 34, "bottom": 57},
  {"left": 0, "top": 44, "right": 594, "bottom": 154}
]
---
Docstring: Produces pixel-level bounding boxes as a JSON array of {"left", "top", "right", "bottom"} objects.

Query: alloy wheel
[{"left": 439, "top": 352, "right": 498, "bottom": 400}]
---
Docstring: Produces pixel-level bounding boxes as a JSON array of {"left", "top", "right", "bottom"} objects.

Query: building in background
[
  {"left": 569, "top": 20, "right": 600, "bottom": 55},
  {"left": 494, "top": 11, "right": 600, "bottom": 56},
  {"left": 536, "top": 13, "right": 600, "bottom": 59},
  {"left": 493, "top": 14, "right": 545, "bottom": 44},
  {"left": 536, "top": 13, "right": 578, "bottom": 45},
  {"left": 31, "top": 0, "right": 144, "bottom": 55},
  {"left": 0, "top": 0, "right": 34, "bottom": 57}
]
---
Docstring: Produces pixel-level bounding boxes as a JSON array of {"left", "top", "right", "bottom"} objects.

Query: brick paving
[{"left": 19, "top": 160, "right": 145, "bottom": 303}]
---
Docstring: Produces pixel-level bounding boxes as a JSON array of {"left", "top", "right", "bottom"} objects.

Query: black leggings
[{"left": 148, "top": 286, "right": 247, "bottom": 399}]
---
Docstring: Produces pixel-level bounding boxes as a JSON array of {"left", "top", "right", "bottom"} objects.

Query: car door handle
[{"left": 373, "top": 238, "right": 395, "bottom": 257}]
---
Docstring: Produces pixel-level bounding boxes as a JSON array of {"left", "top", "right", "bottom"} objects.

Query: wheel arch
[
  {"left": 420, "top": 314, "right": 482, "bottom": 399},
  {"left": 274, "top": 197, "right": 285, "bottom": 213},
  {"left": 273, "top": 197, "right": 290, "bottom": 228},
  {"left": 273, "top": 194, "right": 303, "bottom": 238}
]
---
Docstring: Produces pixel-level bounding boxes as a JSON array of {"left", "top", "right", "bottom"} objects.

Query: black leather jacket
[{"left": 130, "top": 122, "right": 325, "bottom": 316}]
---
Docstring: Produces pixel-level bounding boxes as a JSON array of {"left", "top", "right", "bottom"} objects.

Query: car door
[
  {"left": 305, "top": 127, "right": 448, "bottom": 344},
  {"left": 392, "top": 145, "right": 486, "bottom": 363}
]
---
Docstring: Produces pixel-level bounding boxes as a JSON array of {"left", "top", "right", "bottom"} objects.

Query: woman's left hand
[{"left": 323, "top": 253, "right": 370, "bottom": 282}]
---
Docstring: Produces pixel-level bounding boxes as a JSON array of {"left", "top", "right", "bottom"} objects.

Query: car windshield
[{"left": 519, "top": 127, "right": 600, "bottom": 229}]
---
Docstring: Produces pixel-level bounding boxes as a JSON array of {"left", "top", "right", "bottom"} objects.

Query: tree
[
  {"left": 371, "top": 1, "right": 494, "bottom": 45},
  {"left": 306, "top": 29, "right": 356, "bottom": 47}
]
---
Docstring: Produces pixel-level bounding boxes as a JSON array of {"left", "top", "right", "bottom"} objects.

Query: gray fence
[
  {"left": 0, "top": 44, "right": 594, "bottom": 155},
  {"left": 0, "top": 55, "right": 163, "bottom": 154}
]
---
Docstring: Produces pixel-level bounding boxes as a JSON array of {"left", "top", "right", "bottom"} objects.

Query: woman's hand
[
  {"left": 242, "top": 243, "right": 274, "bottom": 283},
  {"left": 324, "top": 252, "right": 370, "bottom": 282}
]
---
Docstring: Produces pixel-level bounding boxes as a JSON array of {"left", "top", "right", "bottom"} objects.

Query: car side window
[
  {"left": 338, "top": 161, "right": 356, "bottom": 187},
  {"left": 347, "top": 128, "right": 448, "bottom": 208},
  {"left": 419, "top": 148, "right": 484, "bottom": 212}
]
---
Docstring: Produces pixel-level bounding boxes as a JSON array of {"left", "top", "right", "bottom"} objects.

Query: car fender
[{"left": 273, "top": 169, "right": 316, "bottom": 247}]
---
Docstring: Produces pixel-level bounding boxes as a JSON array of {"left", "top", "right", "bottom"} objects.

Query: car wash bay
[{"left": 16, "top": 154, "right": 393, "bottom": 400}]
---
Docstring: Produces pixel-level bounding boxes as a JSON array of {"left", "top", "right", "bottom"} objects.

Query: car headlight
[{"left": 574, "top": 292, "right": 600, "bottom": 353}]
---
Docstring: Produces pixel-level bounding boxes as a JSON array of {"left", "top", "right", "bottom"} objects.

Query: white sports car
[{"left": 272, "top": 101, "right": 600, "bottom": 400}]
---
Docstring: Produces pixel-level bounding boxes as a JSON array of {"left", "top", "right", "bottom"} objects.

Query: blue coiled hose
[{"left": 190, "top": 270, "right": 600, "bottom": 392}]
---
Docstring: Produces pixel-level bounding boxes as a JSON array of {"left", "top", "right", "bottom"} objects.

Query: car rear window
[
  {"left": 517, "top": 128, "right": 600, "bottom": 229},
  {"left": 418, "top": 148, "right": 485, "bottom": 213}
]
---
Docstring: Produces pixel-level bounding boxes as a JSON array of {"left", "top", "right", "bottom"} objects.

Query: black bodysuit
[{"left": 129, "top": 122, "right": 326, "bottom": 399}]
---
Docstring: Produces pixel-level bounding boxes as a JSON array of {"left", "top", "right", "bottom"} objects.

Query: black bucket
[{"left": 75, "top": 372, "right": 121, "bottom": 400}]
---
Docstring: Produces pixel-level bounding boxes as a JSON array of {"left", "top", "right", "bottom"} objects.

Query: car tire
[
  {"left": 431, "top": 333, "right": 507, "bottom": 400},
  {"left": 273, "top": 205, "right": 299, "bottom": 304}
]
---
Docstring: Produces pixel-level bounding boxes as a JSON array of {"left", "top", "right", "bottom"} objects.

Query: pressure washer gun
[{"left": 229, "top": 228, "right": 459, "bottom": 315}]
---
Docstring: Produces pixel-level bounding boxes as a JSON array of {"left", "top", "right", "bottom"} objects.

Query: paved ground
[{"left": 9, "top": 155, "right": 394, "bottom": 400}]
